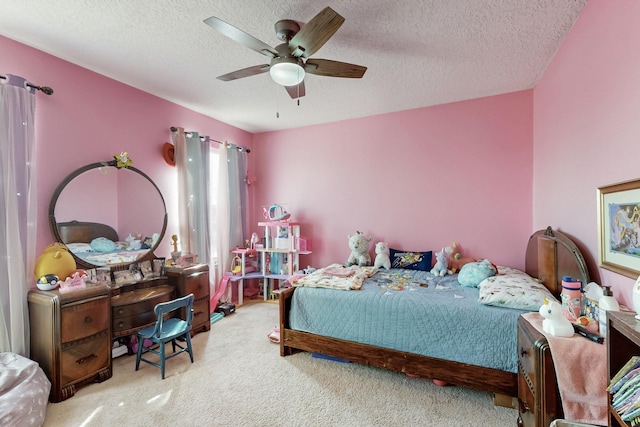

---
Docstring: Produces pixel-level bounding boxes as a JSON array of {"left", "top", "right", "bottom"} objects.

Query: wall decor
[{"left": 598, "top": 178, "right": 640, "bottom": 278}]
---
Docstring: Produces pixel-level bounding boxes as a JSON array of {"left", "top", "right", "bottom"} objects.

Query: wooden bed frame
[{"left": 278, "top": 227, "right": 589, "bottom": 398}]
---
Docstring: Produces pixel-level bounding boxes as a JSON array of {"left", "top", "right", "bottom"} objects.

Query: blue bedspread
[{"left": 289, "top": 269, "right": 524, "bottom": 373}]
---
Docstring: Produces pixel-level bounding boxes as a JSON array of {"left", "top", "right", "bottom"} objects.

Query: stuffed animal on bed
[
  {"left": 374, "top": 242, "right": 391, "bottom": 269},
  {"left": 430, "top": 247, "right": 449, "bottom": 276},
  {"left": 445, "top": 242, "right": 475, "bottom": 273},
  {"left": 346, "top": 231, "right": 372, "bottom": 267}
]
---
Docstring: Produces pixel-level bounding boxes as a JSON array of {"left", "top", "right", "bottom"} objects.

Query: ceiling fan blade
[
  {"left": 288, "top": 7, "right": 345, "bottom": 58},
  {"left": 204, "top": 16, "right": 278, "bottom": 58},
  {"left": 304, "top": 59, "right": 367, "bottom": 78},
  {"left": 285, "top": 81, "right": 306, "bottom": 99},
  {"left": 217, "top": 64, "right": 270, "bottom": 81}
]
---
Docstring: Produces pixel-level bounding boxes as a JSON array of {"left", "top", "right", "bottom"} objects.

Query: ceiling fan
[{"left": 203, "top": 6, "right": 367, "bottom": 99}]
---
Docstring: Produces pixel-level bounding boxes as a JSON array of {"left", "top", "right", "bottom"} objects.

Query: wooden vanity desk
[{"left": 109, "top": 276, "right": 176, "bottom": 338}]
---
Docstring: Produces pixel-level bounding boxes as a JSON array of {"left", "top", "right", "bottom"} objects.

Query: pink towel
[{"left": 521, "top": 312, "right": 607, "bottom": 426}]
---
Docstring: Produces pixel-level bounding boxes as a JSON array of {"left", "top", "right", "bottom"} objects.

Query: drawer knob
[
  {"left": 76, "top": 353, "right": 97, "bottom": 365},
  {"left": 84, "top": 316, "right": 93, "bottom": 324},
  {"left": 117, "top": 309, "right": 124, "bottom": 315},
  {"left": 118, "top": 322, "right": 124, "bottom": 328}
]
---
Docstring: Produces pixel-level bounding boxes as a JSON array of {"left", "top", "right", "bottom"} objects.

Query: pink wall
[
  {"left": 533, "top": 0, "right": 640, "bottom": 306},
  {"left": 252, "top": 91, "right": 534, "bottom": 270},
  {"left": 1, "top": 35, "right": 254, "bottom": 267}
]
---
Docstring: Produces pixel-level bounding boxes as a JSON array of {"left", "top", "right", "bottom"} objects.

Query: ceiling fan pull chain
[{"left": 276, "top": 83, "right": 280, "bottom": 118}]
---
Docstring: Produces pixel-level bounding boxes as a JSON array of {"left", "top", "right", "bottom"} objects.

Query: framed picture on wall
[{"left": 598, "top": 178, "right": 640, "bottom": 278}]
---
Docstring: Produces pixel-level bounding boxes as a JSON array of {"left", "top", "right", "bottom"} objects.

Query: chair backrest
[{"left": 150, "top": 293, "right": 194, "bottom": 338}]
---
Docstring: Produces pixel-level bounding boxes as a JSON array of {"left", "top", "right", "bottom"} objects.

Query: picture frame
[
  {"left": 139, "top": 260, "right": 154, "bottom": 277},
  {"left": 176, "top": 253, "right": 197, "bottom": 267},
  {"left": 113, "top": 269, "right": 142, "bottom": 285},
  {"left": 598, "top": 178, "right": 640, "bottom": 278},
  {"left": 96, "top": 267, "right": 112, "bottom": 285}
]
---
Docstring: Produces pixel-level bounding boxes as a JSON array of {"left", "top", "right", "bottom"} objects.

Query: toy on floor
[
  {"left": 374, "top": 242, "right": 391, "bottom": 269},
  {"left": 539, "top": 298, "right": 574, "bottom": 337},
  {"left": 346, "top": 231, "right": 372, "bottom": 267},
  {"left": 430, "top": 247, "right": 449, "bottom": 277}
]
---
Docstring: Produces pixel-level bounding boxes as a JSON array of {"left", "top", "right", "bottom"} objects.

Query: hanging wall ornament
[{"left": 162, "top": 142, "right": 175, "bottom": 166}]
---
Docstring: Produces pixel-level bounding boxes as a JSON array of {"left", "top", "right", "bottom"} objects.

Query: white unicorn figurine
[{"left": 539, "top": 298, "right": 574, "bottom": 337}]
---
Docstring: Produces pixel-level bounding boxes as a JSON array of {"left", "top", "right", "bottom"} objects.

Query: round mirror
[{"left": 48, "top": 160, "right": 167, "bottom": 269}]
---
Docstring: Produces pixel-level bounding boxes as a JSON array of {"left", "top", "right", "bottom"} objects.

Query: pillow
[
  {"left": 458, "top": 259, "right": 497, "bottom": 287},
  {"left": 477, "top": 267, "right": 557, "bottom": 311},
  {"left": 90, "top": 237, "right": 117, "bottom": 253},
  {"left": 65, "top": 242, "right": 94, "bottom": 253},
  {"left": 389, "top": 249, "right": 432, "bottom": 271}
]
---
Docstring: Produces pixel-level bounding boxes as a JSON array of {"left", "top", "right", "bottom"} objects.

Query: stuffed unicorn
[
  {"left": 539, "top": 298, "right": 574, "bottom": 337},
  {"left": 430, "top": 247, "right": 449, "bottom": 277}
]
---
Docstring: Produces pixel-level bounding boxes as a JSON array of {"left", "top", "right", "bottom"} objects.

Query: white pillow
[{"left": 477, "top": 267, "right": 557, "bottom": 311}]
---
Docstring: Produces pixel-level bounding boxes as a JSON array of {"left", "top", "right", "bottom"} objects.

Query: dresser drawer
[
  {"left": 192, "top": 298, "right": 210, "bottom": 328},
  {"left": 184, "top": 271, "right": 209, "bottom": 299},
  {"left": 112, "top": 285, "right": 175, "bottom": 317},
  {"left": 61, "top": 296, "right": 109, "bottom": 343},
  {"left": 61, "top": 331, "right": 110, "bottom": 387},
  {"left": 113, "top": 312, "right": 158, "bottom": 335},
  {"left": 518, "top": 318, "right": 539, "bottom": 391},
  {"left": 518, "top": 373, "right": 536, "bottom": 427}
]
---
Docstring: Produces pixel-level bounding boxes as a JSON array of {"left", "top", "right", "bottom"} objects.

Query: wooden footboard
[{"left": 278, "top": 287, "right": 517, "bottom": 397}]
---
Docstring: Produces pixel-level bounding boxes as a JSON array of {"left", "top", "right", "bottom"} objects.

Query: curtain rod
[
  {"left": 0, "top": 74, "right": 54, "bottom": 95},
  {"left": 170, "top": 126, "right": 250, "bottom": 153}
]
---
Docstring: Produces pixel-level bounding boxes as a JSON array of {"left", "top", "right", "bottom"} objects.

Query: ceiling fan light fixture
[{"left": 269, "top": 59, "right": 305, "bottom": 86}]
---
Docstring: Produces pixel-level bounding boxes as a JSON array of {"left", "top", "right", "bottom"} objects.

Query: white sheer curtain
[
  {"left": 0, "top": 75, "right": 38, "bottom": 355},
  {"left": 172, "top": 127, "right": 247, "bottom": 305},
  {"left": 171, "top": 128, "right": 211, "bottom": 264}
]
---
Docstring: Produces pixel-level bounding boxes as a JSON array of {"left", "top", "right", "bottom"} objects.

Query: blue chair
[{"left": 135, "top": 293, "right": 195, "bottom": 379}]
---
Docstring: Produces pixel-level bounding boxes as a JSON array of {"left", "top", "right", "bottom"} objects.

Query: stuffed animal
[
  {"left": 539, "top": 298, "right": 574, "bottom": 337},
  {"left": 430, "top": 247, "right": 449, "bottom": 277},
  {"left": 445, "top": 242, "right": 476, "bottom": 273},
  {"left": 374, "top": 242, "right": 391, "bottom": 269},
  {"left": 346, "top": 231, "right": 372, "bottom": 267}
]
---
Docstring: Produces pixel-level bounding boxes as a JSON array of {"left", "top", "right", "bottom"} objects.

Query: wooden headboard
[
  {"left": 57, "top": 220, "right": 119, "bottom": 244},
  {"left": 525, "top": 226, "right": 590, "bottom": 297}
]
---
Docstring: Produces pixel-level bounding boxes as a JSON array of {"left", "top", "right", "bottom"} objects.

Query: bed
[
  {"left": 278, "top": 227, "right": 590, "bottom": 398},
  {"left": 56, "top": 220, "right": 150, "bottom": 266}
]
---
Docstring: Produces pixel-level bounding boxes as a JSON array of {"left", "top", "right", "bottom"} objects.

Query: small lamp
[{"left": 269, "top": 57, "right": 305, "bottom": 86}]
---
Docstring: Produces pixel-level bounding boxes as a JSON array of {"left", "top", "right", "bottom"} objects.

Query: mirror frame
[{"left": 48, "top": 159, "right": 168, "bottom": 270}]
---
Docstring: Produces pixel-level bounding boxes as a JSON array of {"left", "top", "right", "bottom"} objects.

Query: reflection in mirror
[{"left": 49, "top": 161, "right": 167, "bottom": 269}]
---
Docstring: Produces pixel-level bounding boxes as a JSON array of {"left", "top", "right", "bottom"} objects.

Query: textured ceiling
[{"left": 0, "top": 0, "right": 587, "bottom": 133}]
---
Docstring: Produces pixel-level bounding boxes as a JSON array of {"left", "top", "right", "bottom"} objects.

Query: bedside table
[{"left": 517, "top": 314, "right": 563, "bottom": 427}]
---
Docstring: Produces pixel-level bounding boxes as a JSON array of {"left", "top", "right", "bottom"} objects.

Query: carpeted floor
[{"left": 43, "top": 302, "right": 518, "bottom": 426}]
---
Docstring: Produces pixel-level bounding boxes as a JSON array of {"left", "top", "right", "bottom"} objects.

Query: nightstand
[{"left": 517, "top": 315, "right": 563, "bottom": 427}]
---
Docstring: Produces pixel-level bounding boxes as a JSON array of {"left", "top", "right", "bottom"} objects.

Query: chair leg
[
  {"left": 135, "top": 334, "right": 143, "bottom": 371},
  {"left": 185, "top": 333, "right": 194, "bottom": 363},
  {"left": 160, "top": 341, "right": 166, "bottom": 379}
]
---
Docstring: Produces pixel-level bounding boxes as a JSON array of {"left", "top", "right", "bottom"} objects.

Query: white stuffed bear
[
  {"left": 346, "top": 231, "right": 372, "bottom": 267},
  {"left": 539, "top": 298, "right": 574, "bottom": 337},
  {"left": 374, "top": 242, "right": 391, "bottom": 269}
]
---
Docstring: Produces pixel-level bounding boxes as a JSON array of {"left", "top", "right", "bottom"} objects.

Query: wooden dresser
[
  {"left": 517, "top": 315, "right": 563, "bottom": 427},
  {"left": 28, "top": 284, "right": 112, "bottom": 403},
  {"left": 165, "top": 264, "right": 210, "bottom": 335}
]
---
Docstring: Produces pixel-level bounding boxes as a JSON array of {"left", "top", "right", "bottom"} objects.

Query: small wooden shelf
[{"left": 607, "top": 311, "right": 640, "bottom": 427}]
